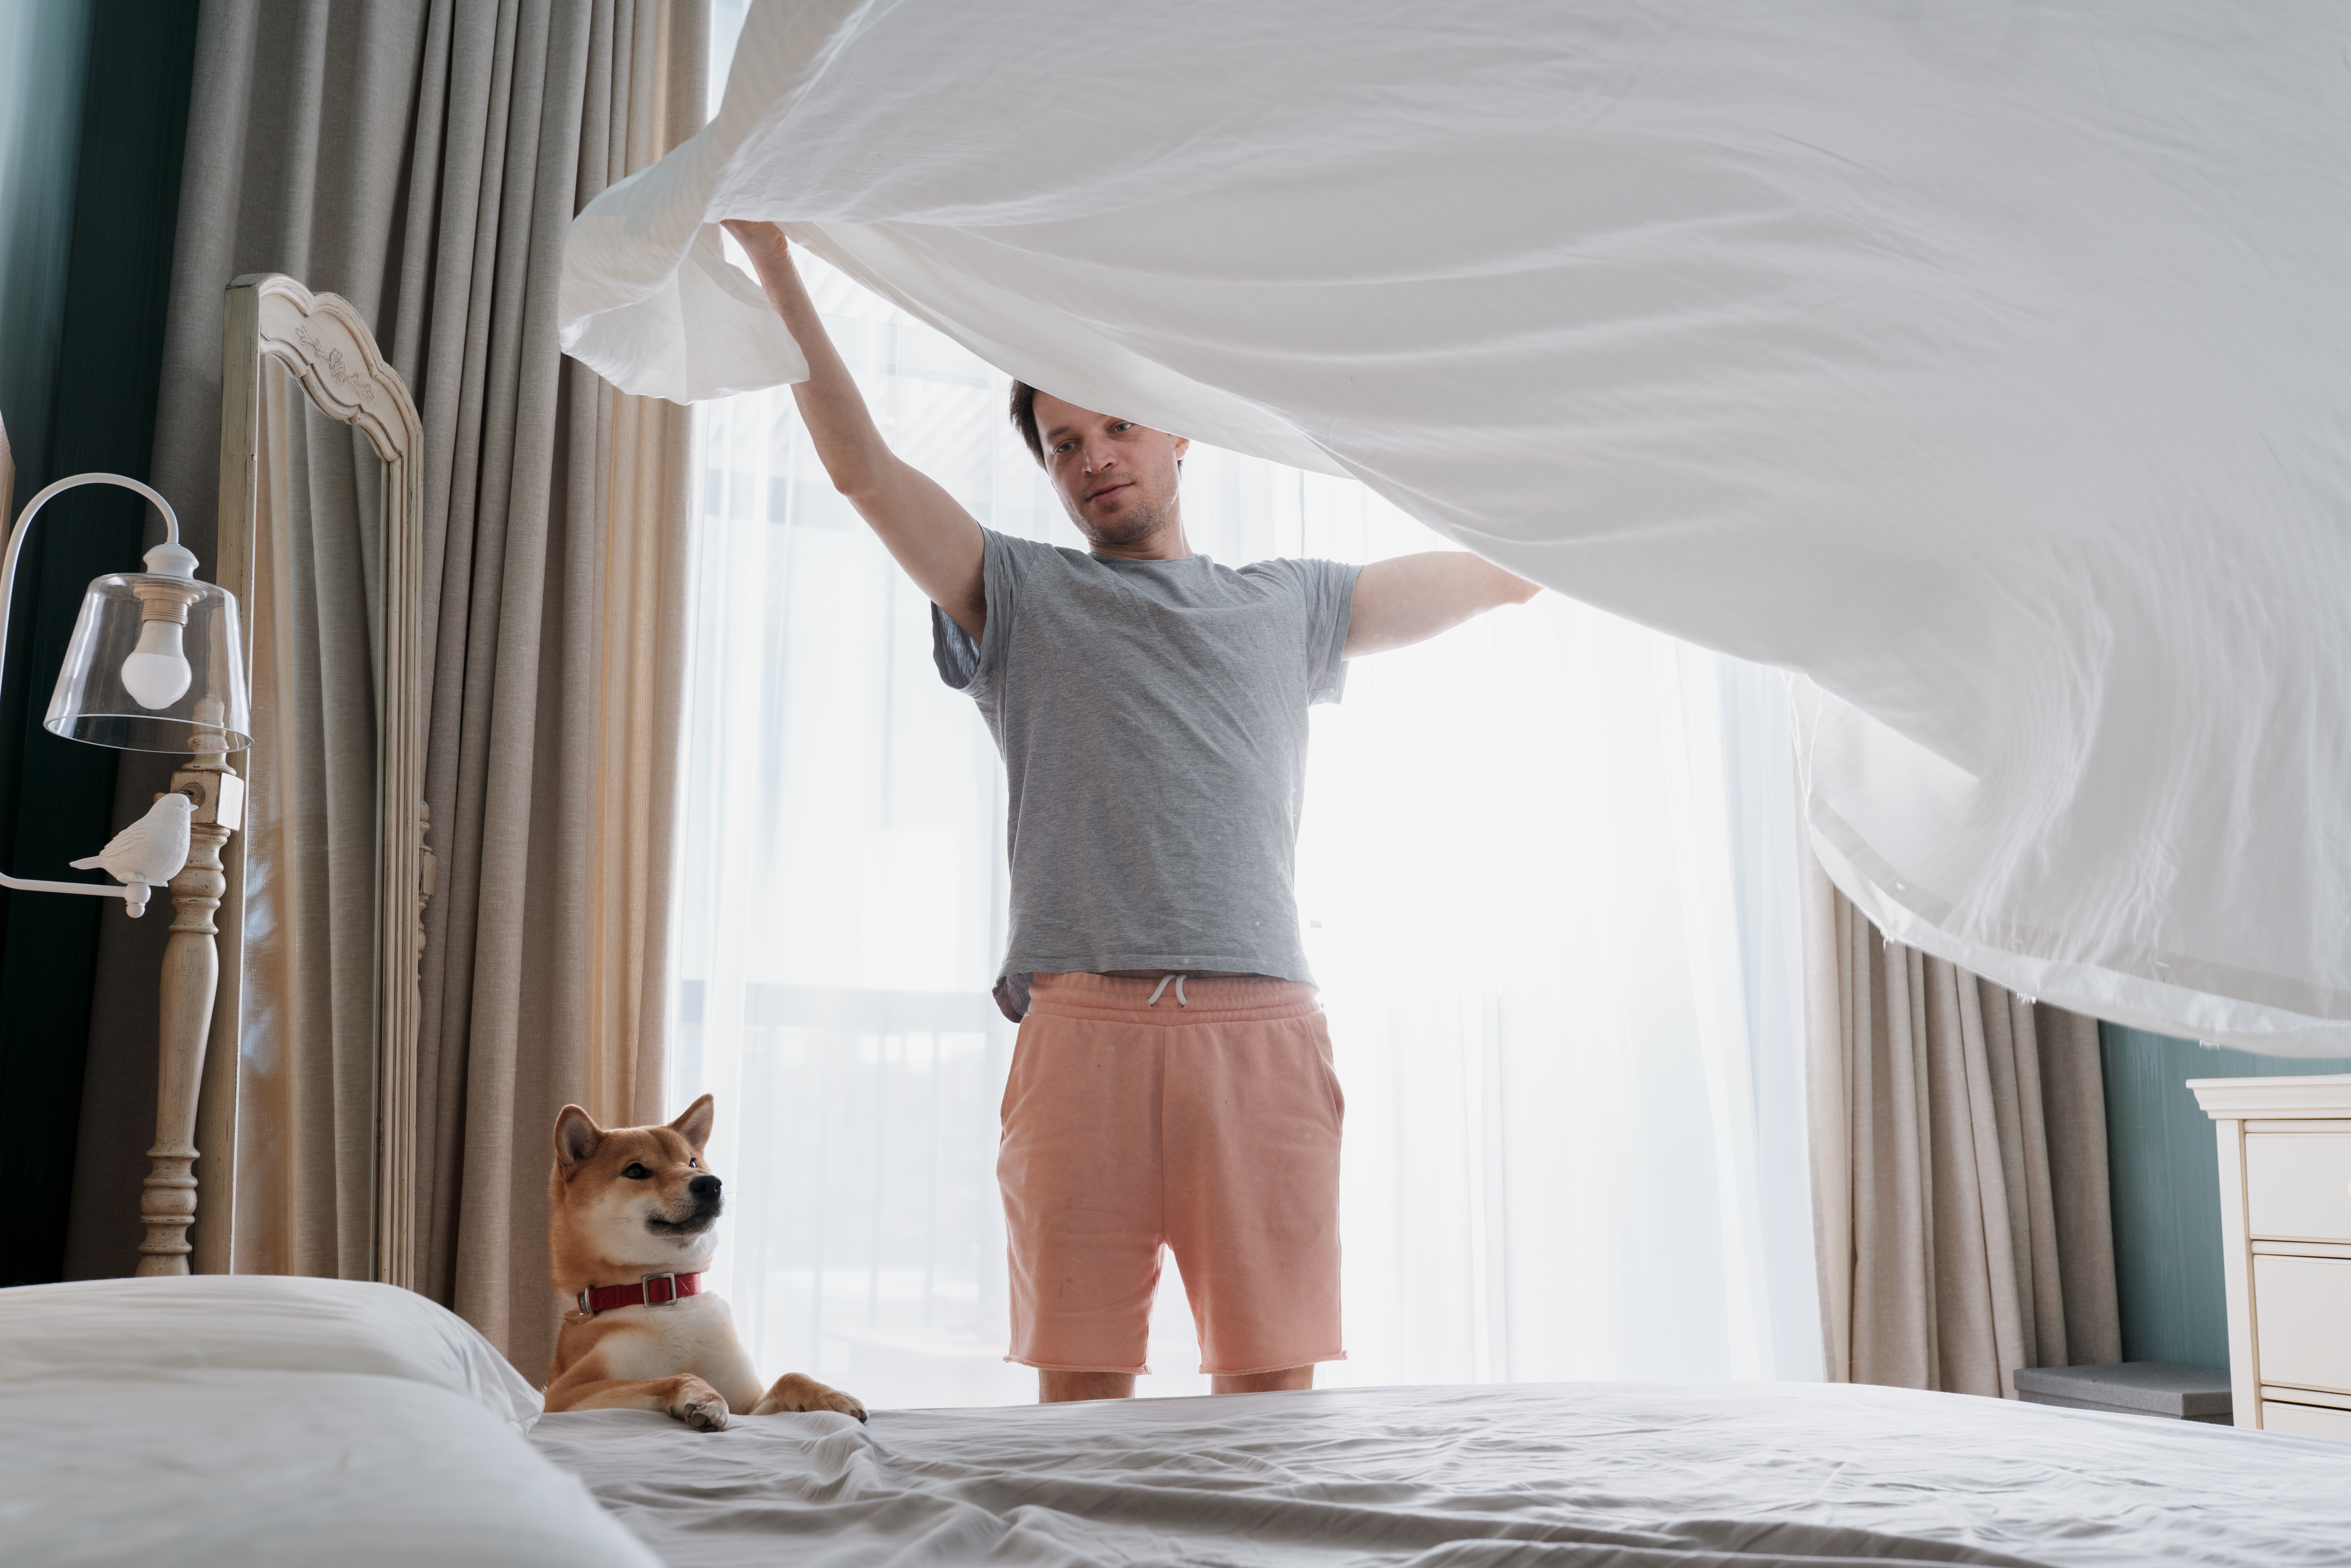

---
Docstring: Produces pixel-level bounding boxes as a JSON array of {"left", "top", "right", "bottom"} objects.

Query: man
[{"left": 726, "top": 220, "right": 1538, "bottom": 1403}]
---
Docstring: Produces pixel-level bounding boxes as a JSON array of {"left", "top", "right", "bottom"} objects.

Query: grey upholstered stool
[{"left": 2012, "top": 1362, "right": 2233, "bottom": 1424}]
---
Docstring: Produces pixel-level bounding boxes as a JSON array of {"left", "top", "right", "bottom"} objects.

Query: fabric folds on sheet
[
  {"left": 531, "top": 1381, "right": 2351, "bottom": 1566},
  {"left": 559, "top": 0, "right": 2351, "bottom": 1052}
]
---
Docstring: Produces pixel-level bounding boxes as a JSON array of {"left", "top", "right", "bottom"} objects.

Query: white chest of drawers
[{"left": 2190, "top": 1074, "right": 2351, "bottom": 1440}]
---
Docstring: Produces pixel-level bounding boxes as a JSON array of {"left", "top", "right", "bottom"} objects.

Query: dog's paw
[
  {"left": 669, "top": 1378, "right": 730, "bottom": 1432},
  {"left": 752, "top": 1372, "right": 868, "bottom": 1422},
  {"left": 818, "top": 1387, "right": 869, "bottom": 1423}
]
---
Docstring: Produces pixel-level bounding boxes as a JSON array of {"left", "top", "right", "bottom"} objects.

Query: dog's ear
[
  {"left": 554, "top": 1105, "right": 603, "bottom": 1169},
  {"left": 669, "top": 1093, "right": 715, "bottom": 1151}
]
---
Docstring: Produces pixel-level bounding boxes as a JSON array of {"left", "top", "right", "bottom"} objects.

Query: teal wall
[
  {"left": 0, "top": 0, "right": 95, "bottom": 481},
  {"left": 2100, "top": 1024, "right": 2351, "bottom": 1370},
  {"left": 0, "top": 0, "right": 197, "bottom": 1286},
  {"left": 0, "top": 0, "right": 100, "bottom": 1290}
]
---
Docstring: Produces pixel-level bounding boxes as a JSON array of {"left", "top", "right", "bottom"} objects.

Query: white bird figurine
[{"left": 72, "top": 792, "right": 195, "bottom": 897}]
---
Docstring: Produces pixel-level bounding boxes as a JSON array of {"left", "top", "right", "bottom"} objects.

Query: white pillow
[
  {"left": 0, "top": 1275, "right": 541, "bottom": 1432},
  {"left": 0, "top": 1370, "right": 655, "bottom": 1567}
]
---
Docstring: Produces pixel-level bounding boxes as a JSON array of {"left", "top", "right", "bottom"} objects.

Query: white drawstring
[{"left": 1146, "top": 973, "right": 1189, "bottom": 1007}]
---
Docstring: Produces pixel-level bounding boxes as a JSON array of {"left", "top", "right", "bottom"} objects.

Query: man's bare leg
[
  {"left": 1211, "top": 1364, "right": 1314, "bottom": 1395},
  {"left": 1040, "top": 1370, "right": 1137, "bottom": 1402}
]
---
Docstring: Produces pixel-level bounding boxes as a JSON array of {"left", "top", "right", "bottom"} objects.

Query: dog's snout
[{"left": 689, "top": 1174, "right": 721, "bottom": 1199}]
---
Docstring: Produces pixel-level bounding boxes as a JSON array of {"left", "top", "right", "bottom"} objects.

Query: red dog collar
[{"left": 575, "top": 1271, "right": 703, "bottom": 1317}]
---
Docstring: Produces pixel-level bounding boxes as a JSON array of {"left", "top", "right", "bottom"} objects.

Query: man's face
[{"left": 1031, "top": 392, "right": 1189, "bottom": 551}]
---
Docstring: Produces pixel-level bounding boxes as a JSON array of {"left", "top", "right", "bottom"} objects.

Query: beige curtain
[
  {"left": 394, "top": 0, "right": 700, "bottom": 1378},
  {"left": 68, "top": 0, "right": 703, "bottom": 1379},
  {"left": 579, "top": 393, "right": 688, "bottom": 1126},
  {"left": 1801, "top": 851, "right": 2121, "bottom": 1395}
]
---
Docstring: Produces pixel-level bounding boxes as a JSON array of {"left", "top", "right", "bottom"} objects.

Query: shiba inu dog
[{"left": 543, "top": 1094, "right": 865, "bottom": 1429}]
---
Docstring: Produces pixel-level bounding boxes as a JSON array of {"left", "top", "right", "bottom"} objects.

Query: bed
[
  {"left": 533, "top": 1381, "right": 2351, "bottom": 1567},
  {"left": 6, "top": 1278, "right": 2347, "bottom": 1566}
]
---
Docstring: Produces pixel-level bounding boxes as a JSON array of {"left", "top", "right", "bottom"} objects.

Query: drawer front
[
  {"left": 2245, "top": 1133, "right": 2351, "bottom": 1242},
  {"left": 2253, "top": 1255, "right": 2351, "bottom": 1394},
  {"left": 2263, "top": 1400, "right": 2351, "bottom": 1442}
]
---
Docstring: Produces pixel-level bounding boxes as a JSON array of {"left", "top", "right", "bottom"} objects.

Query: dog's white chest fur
[{"left": 581, "top": 1293, "right": 762, "bottom": 1409}]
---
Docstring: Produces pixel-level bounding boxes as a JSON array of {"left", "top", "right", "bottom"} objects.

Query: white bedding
[
  {"left": 530, "top": 1381, "right": 2351, "bottom": 1566},
  {"left": 0, "top": 1274, "right": 541, "bottom": 1429},
  {"left": 0, "top": 1277, "right": 652, "bottom": 1568},
  {"left": 0, "top": 1370, "right": 656, "bottom": 1568},
  {"left": 559, "top": 0, "right": 2351, "bottom": 1053}
]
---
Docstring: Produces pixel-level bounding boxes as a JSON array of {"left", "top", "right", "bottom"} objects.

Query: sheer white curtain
[{"left": 670, "top": 6, "right": 1817, "bottom": 1406}]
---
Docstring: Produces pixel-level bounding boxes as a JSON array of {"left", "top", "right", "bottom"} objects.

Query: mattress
[{"left": 530, "top": 1379, "right": 2351, "bottom": 1566}]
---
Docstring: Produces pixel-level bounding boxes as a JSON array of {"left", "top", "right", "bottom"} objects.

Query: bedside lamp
[
  {"left": 0, "top": 472, "right": 250, "bottom": 911},
  {"left": 2, "top": 470, "right": 252, "bottom": 1275}
]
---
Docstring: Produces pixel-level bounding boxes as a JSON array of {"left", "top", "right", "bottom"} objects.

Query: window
[{"left": 670, "top": 10, "right": 1819, "bottom": 1406}]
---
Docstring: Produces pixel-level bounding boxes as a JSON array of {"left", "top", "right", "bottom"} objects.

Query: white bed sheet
[
  {"left": 531, "top": 1380, "right": 2351, "bottom": 1566},
  {"left": 560, "top": 0, "right": 2351, "bottom": 1054}
]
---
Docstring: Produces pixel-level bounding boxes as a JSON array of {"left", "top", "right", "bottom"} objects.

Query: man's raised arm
[
  {"left": 1343, "top": 553, "right": 1541, "bottom": 658},
  {"left": 723, "top": 220, "right": 988, "bottom": 639}
]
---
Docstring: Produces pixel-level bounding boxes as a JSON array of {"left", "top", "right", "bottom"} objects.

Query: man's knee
[
  {"left": 1039, "top": 1369, "right": 1137, "bottom": 1403},
  {"left": 1210, "top": 1364, "right": 1315, "bottom": 1396}
]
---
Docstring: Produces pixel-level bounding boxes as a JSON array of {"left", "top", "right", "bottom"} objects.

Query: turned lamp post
[{"left": 0, "top": 473, "right": 252, "bottom": 1275}]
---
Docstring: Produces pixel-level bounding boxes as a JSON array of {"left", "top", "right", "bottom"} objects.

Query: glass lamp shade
[{"left": 45, "top": 571, "right": 253, "bottom": 752}]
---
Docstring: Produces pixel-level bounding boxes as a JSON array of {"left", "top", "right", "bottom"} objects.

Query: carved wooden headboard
[{"left": 200, "top": 275, "right": 428, "bottom": 1287}]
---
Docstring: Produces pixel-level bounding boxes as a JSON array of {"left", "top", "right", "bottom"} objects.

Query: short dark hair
[
  {"left": 1008, "top": 383, "right": 1180, "bottom": 474},
  {"left": 1008, "top": 380, "right": 1043, "bottom": 466}
]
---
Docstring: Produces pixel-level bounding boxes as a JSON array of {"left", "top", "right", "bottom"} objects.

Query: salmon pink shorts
[{"left": 998, "top": 972, "right": 1346, "bottom": 1376}]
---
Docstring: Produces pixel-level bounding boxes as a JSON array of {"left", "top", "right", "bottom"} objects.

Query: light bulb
[{"left": 121, "top": 619, "right": 192, "bottom": 709}]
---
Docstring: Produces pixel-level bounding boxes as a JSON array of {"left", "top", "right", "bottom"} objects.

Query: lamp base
[{"left": 136, "top": 759, "right": 239, "bottom": 1274}]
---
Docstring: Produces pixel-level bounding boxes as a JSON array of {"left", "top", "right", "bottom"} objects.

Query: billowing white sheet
[
  {"left": 560, "top": 1, "right": 2351, "bottom": 1053},
  {"left": 532, "top": 1380, "right": 2351, "bottom": 1566}
]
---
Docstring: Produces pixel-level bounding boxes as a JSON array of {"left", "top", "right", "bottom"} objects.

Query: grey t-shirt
[{"left": 932, "top": 528, "right": 1361, "bottom": 1021}]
